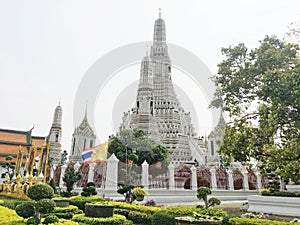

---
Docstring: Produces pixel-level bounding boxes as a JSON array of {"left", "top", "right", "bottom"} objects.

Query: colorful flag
[{"left": 82, "top": 141, "right": 108, "bottom": 164}]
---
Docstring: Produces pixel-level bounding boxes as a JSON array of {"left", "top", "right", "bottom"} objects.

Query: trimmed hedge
[
  {"left": 110, "top": 201, "right": 160, "bottom": 214},
  {"left": 164, "top": 206, "right": 226, "bottom": 217},
  {"left": 2, "top": 199, "right": 28, "bottom": 209},
  {"left": 261, "top": 191, "right": 300, "bottom": 197},
  {"left": 128, "top": 211, "right": 152, "bottom": 225},
  {"left": 229, "top": 217, "right": 300, "bottom": 225},
  {"left": 111, "top": 201, "right": 160, "bottom": 224},
  {"left": 46, "top": 205, "right": 83, "bottom": 219},
  {"left": 151, "top": 211, "right": 175, "bottom": 225},
  {"left": 0, "top": 205, "right": 24, "bottom": 224},
  {"left": 72, "top": 214, "right": 133, "bottom": 225},
  {"left": 111, "top": 201, "right": 226, "bottom": 225},
  {"left": 69, "top": 196, "right": 106, "bottom": 211}
]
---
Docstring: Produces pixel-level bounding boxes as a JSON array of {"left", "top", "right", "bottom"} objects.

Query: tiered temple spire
[{"left": 120, "top": 12, "right": 207, "bottom": 165}]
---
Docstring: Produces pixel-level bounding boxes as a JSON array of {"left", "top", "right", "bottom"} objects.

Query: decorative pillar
[
  {"left": 255, "top": 171, "right": 262, "bottom": 190},
  {"left": 190, "top": 165, "right": 197, "bottom": 190},
  {"left": 105, "top": 154, "right": 119, "bottom": 190},
  {"left": 242, "top": 170, "right": 249, "bottom": 191},
  {"left": 227, "top": 169, "right": 234, "bottom": 191},
  {"left": 168, "top": 164, "right": 175, "bottom": 190},
  {"left": 210, "top": 167, "right": 217, "bottom": 190},
  {"left": 59, "top": 164, "right": 67, "bottom": 187},
  {"left": 141, "top": 161, "right": 149, "bottom": 189},
  {"left": 50, "top": 165, "right": 57, "bottom": 180},
  {"left": 88, "top": 163, "right": 96, "bottom": 183}
]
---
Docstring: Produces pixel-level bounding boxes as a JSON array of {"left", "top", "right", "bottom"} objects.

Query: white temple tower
[
  {"left": 69, "top": 107, "right": 96, "bottom": 163},
  {"left": 48, "top": 102, "right": 63, "bottom": 165},
  {"left": 120, "top": 11, "right": 207, "bottom": 166}
]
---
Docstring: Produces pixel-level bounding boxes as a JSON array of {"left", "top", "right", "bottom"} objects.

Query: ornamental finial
[
  {"left": 146, "top": 45, "right": 149, "bottom": 56},
  {"left": 159, "top": 8, "right": 161, "bottom": 18}
]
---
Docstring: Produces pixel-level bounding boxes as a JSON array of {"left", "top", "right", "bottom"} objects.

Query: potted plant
[
  {"left": 53, "top": 197, "right": 70, "bottom": 207},
  {"left": 85, "top": 202, "right": 115, "bottom": 218},
  {"left": 132, "top": 187, "right": 148, "bottom": 201}
]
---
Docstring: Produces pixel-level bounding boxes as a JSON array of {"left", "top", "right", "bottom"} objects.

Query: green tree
[
  {"left": 211, "top": 35, "right": 300, "bottom": 183},
  {"left": 62, "top": 165, "right": 82, "bottom": 196},
  {"left": 108, "top": 129, "right": 169, "bottom": 166}
]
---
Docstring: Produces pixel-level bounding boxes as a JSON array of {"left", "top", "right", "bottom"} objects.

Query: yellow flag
[{"left": 90, "top": 141, "right": 108, "bottom": 163}]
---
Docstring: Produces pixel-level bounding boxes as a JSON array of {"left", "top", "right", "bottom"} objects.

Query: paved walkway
[{"left": 162, "top": 200, "right": 246, "bottom": 208}]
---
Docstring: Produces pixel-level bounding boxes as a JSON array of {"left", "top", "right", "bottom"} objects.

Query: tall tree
[
  {"left": 108, "top": 129, "right": 169, "bottom": 166},
  {"left": 211, "top": 35, "right": 300, "bottom": 183},
  {"left": 62, "top": 165, "right": 82, "bottom": 196}
]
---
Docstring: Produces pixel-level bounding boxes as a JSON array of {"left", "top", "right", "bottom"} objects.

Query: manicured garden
[{"left": 1, "top": 183, "right": 300, "bottom": 225}]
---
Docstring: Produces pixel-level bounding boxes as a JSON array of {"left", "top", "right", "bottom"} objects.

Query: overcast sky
[{"left": 0, "top": 0, "right": 299, "bottom": 153}]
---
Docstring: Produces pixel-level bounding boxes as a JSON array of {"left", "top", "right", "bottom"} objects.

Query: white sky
[{"left": 0, "top": 0, "right": 299, "bottom": 154}]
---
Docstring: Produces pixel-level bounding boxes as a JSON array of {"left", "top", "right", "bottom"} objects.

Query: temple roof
[{"left": 0, "top": 128, "right": 45, "bottom": 165}]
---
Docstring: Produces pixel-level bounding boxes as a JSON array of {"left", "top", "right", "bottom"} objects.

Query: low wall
[
  {"left": 248, "top": 195, "right": 300, "bottom": 217},
  {"left": 71, "top": 187, "right": 257, "bottom": 203}
]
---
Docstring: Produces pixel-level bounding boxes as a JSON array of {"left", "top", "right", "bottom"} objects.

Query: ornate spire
[
  {"left": 158, "top": 8, "right": 161, "bottom": 18},
  {"left": 153, "top": 10, "right": 166, "bottom": 44},
  {"left": 52, "top": 101, "right": 62, "bottom": 127}
]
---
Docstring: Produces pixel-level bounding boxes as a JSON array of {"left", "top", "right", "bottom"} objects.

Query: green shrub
[
  {"left": 197, "top": 187, "right": 212, "bottom": 208},
  {"left": 259, "top": 188, "right": 270, "bottom": 195},
  {"left": 114, "top": 208, "right": 130, "bottom": 217},
  {"left": 86, "top": 182, "right": 96, "bottom": 187},
  {"left": 208, "top": 197, "right": 221, "bottom": 207},
  {"left": 222, "top": 215, "right": 238, "bottom": 225},
  {"left": 128, "top": 211, "right": 152, "bottom": 225},
  {"left": 43, "top": 214, "right": 59, "bottom": 224},
  {"left": 3, "top": 200, "right": 27, "bottom": 209},
  {"left": 164, "top": 206, "right": 226, "bottom": 217},
  {"left": 110, "top": 201, "right": 160, "bottom": 214},
  {"left": 27, "top": 183, "right": 54, "bottom": 201},
  {"left": 53, "top": 205, "right": 83, "bottom": 214},
  {"left": 72, "top": 213, "right": 133, "bottom": 225},
  {"left": 48, "top": 178, "right": 58, "bottom": 194},
  {"left": 81, "top": 186, "right": 97, "bottom": 197},
  {"left": 81, "top": 182, "right": 97, "bottom": 197},
  {"left": 36, "top": 199, "right": 56, "bottom": 214},
  {"left": 151, "top": 211, "right": 175, "bottom": 225},
  {"left": 69, "top": 196, "right": 106, "bottom": 211},
  {"left": 229, "top": 217, "right": 299, "bottom": 225},
  {"left": 15, "top": 202, "right": 35, "bottom": 218},
  {"left": 261, "top": 191, "right": 300, "bottom": 197},
  {"left": 0, "top": 205, "right": 24, "bottom": 223},
  {"left": 26, "top": 216, "right": 40, "bottom": 225},
  {"left": 45, "top": 205, "right": 83, "bottom": 219}
]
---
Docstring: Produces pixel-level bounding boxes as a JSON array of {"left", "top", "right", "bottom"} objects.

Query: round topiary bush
[
  {"left": 26, "top": 216, "right": 40, "bottom": 225},
  {"left": 27, "top": 183, "right": 54, "bottom": 201},
  {"left": 43, "top": 214, "right": 59, "bottom": 224},
  {"left": 151, "top": 211, "right": 175, "bottom": 225},
  {"left": 208, "top": 197, "right": 221, "bottom": 207},
  {"left": 36, "top": 199, "right": 56, "bottom": 214},
  {"left": 15, "top": 202, "right": 35, "bottom": 218},
  {"left": 86, "top": 182, "right": 96, "bottom": 187}
]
